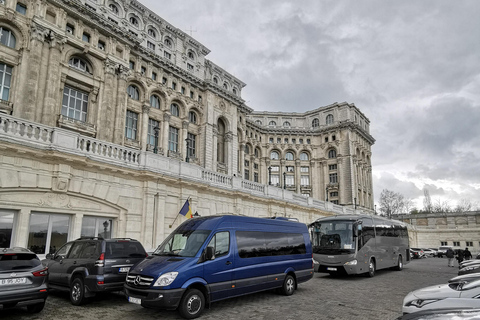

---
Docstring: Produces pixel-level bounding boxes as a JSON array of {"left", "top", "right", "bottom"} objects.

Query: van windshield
[{"left": 153, "top": 229, "right": 211, "bottom": 257}]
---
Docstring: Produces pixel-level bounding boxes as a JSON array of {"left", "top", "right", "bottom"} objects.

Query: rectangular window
[
  {"left": 147, "top": 119, "right": 159, "bottom": 146},
  {"left": 187, "top": 133, "right": 196, "bottom": 158},
  {"left": 198, "top": 95, "right": 202, "bottom": 103},
  {"left": 285, "top": 175, "right": 294, "bottom": 186},
  {"left": 329, "top": 173, "right": 338, "bottom": 184},
  {"left": 162, "top": 77, "right": 167, "bottom": 85},
  {"left": 28, "top": 213, "right": 70, "bottom": 255},
  {"left": 286, "top": 166, "right": 294, "bottom": 172},
  {"left": 244, "top": 169, "right": 249, "bottom": 180},
  {"left": 172, "top": 82, "right": 176, "bottom": 90},
  {"left": 16, "top": 3, "right": 27, "bottom": 14},
  {"left": 277, "top": 138, "right": 281, "bottom": 143},
  {"left": 187, "top": 63, "right": 194, "bottom": 71},
  {"left": 82, "top": 33, "right": 90, "bottom": 43},
  {"left": 453, "top": 241, "right": 460, "bottom": 247},
  {"left": 129, "top": 61, "right": 135, "bottom": 70},
  {"left": 0, "top": 63, "right": 12, "bottom": 101},
  {"left": 271, "top": 166, "right": 279, "bottom": 172},
  {"left": 108, "top": 17, "right": 118, "bottom": 25},
  {"left": 190, "top": 90, "right": 194, "bottom": 98},
  {"left": 253, "top": 163, "right": 258, "bottom": 170},
  {"left": 300, "top": 166, "right": 309, "bottom": 173},
  {"left": 140, "top": 66, "right": 146, "bottom": 75},
  {"left": 254, "top": 172, "right": 259, "bottom": 183},
  {"left": 441, "top": 241, "right": 448, "bottom": 246},
  {"left": 181, "top": 86, "right": 185, "bottom": 94},
  {"left": 66, "top": 24, "right": 75, "bottom": 35},
  {"left": 0, "top": 210, "right": 15, "bottom": 248},
  {"left": 125, "top": 110, "right": 138, "bottom": 140},
  {"left": 62, "top": 86, "right": 88, "bottom": 122},
  {"left": 292, "top": 138, "right": 296, "bottom": 144},
  {"left": 244, "top": 160, "right": 249, "bottom": 167},
  {"left": 307, "top": 139, "right": 311, "bottom": 144},
  {"left": 164, "top": 51, "right": 171, "bottom": 59},
  {"left": 151, "top": 72, "right": 157, "bottom": 81},
  {"left": 168, "top": 126, "right": 179, "bottom": 152},
  {"left": 299, "top": 138, "right": 303, "bottom": 144},
  {"left": 330, "top": 192, "right": 338, "bottom": 197},
  {"left": 284, "top": 138, "right": 288, "bottom": 143},
  {"left": 97, "top": 40, "right": 105, "bottom": 50},
  {"left": 81, "top": 217, "right": 112, "bottom": 239},
  {"left": 147, "top": 41, "right": 155, "bottom": 51},
  {"left": 269, "top": 138, "right": 274, "bottom": 143},
  {"left": 329, "top": 164, "right": 337, "bottom": 171},
  {"left": 271, "top": 174, "right": 279, "bottom": 186},
  {"left": 301, "top": 175, "right": 309, "bottom": 186},
  {"left": 325, "top": 137, "right": 328, "bottom": 142},
  {"left": 466, "top": 241, "right": 473, "bottom": 247}
]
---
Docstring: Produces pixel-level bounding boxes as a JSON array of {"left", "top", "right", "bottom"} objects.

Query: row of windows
[
  {"left": 268, "top": 149, "right": 336, "bottom": 161},
  {"left": 254, "top": 114, "right": 334, "bottom": 128},
  {"left": 268, "top": 137, "right": 311, "bottom": 145}
]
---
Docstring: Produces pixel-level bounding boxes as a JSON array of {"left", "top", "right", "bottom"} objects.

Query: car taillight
[
  {"left": 32, "top": 267, "right": 48, "bottom": 277},
  {"left": 95, "top": 253, "right": 105, "bottom": 267}
]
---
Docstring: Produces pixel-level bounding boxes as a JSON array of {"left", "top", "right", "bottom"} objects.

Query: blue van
[{"left": 124, "top": 215, "right": 313, "bottom": 318}]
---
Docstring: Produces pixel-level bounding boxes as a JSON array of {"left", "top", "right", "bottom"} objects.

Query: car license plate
[
  {"left": 119, "top": 267, "right": 130, "bottom": 273},
  {"left": 0, "top": 277, "right": 27, "bottom": 285},
  {"left": 327, "top": 267, "right": 337, "bottom": 271},
  {"left": 128, "top": 296, "right": 142, "bottom": 305}
]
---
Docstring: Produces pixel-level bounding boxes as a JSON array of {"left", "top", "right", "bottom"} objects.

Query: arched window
[
  {"left": 164, "top": 38, "right": 172, "bottom": 47},
  {"left": 69, "top": 57, "right": 91, "bottom": 73},
  {"left": 268, "top": 121, "right": 276, "bottom": 126},
  {"left": 217, "top": 118, "right": 226, "bottom": 163},
  {"left": 300, "top": 152, "right": 309, "bottom": 161},
  {"left": 270, "top": 151, "right": 279, "bottom": 160},
  {"left": 148, "top": 29, "right": 156, "bottom": 38},
  {"left": 127, "top": 85, "right": 139, "bottom": 100},
  {"left": 129, "top": 16, "right": 139, "bottom": 27},
  {"left": 189, "top": 111, "right": 197, "bottom": 124},
  {"left": 312, "top": 118, "right": 319, "bottom": 128},
  {"left": 150, "top": 95, "right": 160, "bottom": 108},
  {"left": 283, "top": 121, "right": 291, "bottom": 127},
  {"left": 0, "top": 28, "right": 16, "bottom": 49},
  {"left": 255, "top": 120, "right": 262, "bottom": 125},
  {"left": 326, "top": 114, "right": 334, "bottom": 125},
  {"left": 328, "top": 149, "right": 337, "bottom": 159},
  {"left": 213, "top": 77, "right": 218, "bottom": 84},
  {"left": 108, "top": 3, "right": 119, "bottom": 15},
  {"left": 187, "top": 51, "right": 195, "bottom": 60},
  {"left": 244, "top": 145, "right": 250, "bottom": 154},
  {"left": 254, "top": 148, "right": 259, "bottom": 158},
  {"left": 233, "top": 88, "right": 237, "bottom": 95},
  {"left": 170, "top": 103, "right": 179, "bottom": 116},
  {"left": 223, "top": 82, "right": 228, "bottom": 90},
  {"left": 285, "top": 152, "right": 294, "bottom": 161}
]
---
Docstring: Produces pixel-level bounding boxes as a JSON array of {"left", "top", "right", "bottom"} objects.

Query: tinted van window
[
  {"left": 236, "top": 231, "right": 306, "bottom": 258},
  {"left": 0, "top": 253, "right": 41, "bottom": 271}
]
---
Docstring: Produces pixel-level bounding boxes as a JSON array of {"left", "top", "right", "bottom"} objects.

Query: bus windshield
[{"left": 310, "top": 220, "right": 355, "bottom": 254}]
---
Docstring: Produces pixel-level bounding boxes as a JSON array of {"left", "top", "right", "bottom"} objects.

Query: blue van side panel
[{"left": 181, "top": 276, "right": 208, "bottom": 289}]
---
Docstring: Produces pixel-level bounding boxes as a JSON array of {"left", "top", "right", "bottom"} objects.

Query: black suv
[
  {"left": 0, "top": 247, "right": 48, "bottom": 313},
  {"left": 42, "top": 237, "right": 147, "bottom": 305}
]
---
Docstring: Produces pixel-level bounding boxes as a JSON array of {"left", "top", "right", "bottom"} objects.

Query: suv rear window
[
  {"left": 106, "top": 242, "right": 146, "bottom": 259},
  {"left": 0, "top": 253, "right": 41, "bottom": 271}
]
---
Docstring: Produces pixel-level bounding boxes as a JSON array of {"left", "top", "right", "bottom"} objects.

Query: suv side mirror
[{"left": 46, "top": 253, "right": 53, "bottom": 259}]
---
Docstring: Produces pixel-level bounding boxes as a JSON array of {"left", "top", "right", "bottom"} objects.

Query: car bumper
[
  {"left": 124, "top": 284, "right": 185, "bottom": 310},
  {"left": 84, "top": 274, "right": 127, "bottom": 292},
  {"left": 0, "top": 285, "right": 48, "bottom": 306}
]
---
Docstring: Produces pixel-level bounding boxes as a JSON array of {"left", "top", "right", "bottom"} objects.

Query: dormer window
[{"left": 68, "top": 57, "right": 92, "bottom": 74}]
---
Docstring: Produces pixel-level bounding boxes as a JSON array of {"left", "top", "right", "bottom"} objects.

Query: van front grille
[{"left": 126, "top": 274, "right": 154, "bottom": 287}]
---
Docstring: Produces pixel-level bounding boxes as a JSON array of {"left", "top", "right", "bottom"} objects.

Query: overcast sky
[{"left": 142, "top": 0, "right": 480, "bottom": 211}]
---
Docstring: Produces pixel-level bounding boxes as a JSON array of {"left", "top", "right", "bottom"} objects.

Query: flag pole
[{"left": 169, "top": 197, "right": 191, "bottom": 228}]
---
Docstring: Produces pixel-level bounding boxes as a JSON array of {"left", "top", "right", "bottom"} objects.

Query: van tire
[
  {"left": 368, "top": 259, "right": 376, "bottom": 277},
  {"left": 178, "top": 289, "right": 205, "bottom": 319},
  {"left": 70, "top": 277, "right": 86, "bottom": 306},
  {"left": 281, "top": 274, "right": 296, "bottom": 296},
  {"left": 395, "top": 255, "right": 403, "bottom": 271}
]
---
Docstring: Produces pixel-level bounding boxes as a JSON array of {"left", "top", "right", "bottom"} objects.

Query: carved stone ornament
[{"left": 38, "top": 192, "right": 72, "bottom": 208}]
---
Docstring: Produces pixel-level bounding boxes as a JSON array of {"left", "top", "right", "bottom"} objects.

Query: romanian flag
[{"left": 179, "top": 199, "right": 193, "bottom": 219}]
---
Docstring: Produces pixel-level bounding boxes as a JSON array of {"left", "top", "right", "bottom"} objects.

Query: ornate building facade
[{"left": 0, "top": 0, "right": 374, "bottom": 254}]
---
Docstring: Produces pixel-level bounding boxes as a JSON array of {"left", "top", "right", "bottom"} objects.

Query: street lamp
[
  {"left": 153, "top": 126, "right": 159, "bottom": 154},
  {"left": 326, "top": 186, "right": 329, "bottom": 202},
  {"left": 185, "top": 137, "right": 192, "bottom": 162},
  {"left": 268, "top": 166, "right": 272, "bottom": 185},
  {"left": 283, "top": 172, "right": 286, "bottom": 189},
  {"left": 354, "top": 197, "right": 357, "bottom": 210},
  {"left": 375, "top": 204, "right": 377, "bottom": 215},
  {"left": 103, "top": 220, "right": 109, "bottom": 239}
]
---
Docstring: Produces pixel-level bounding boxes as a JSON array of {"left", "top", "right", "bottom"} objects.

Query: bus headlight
[
  {"left": 344, "top": 260, "right": 357, "bottom": 266},
  {"left": 153, "top": 272, "right": 178, "bottom": 287}
]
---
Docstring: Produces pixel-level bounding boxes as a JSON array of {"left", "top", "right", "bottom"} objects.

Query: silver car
[
  {"left": 0, "top": 247, "right": 48, "bottom": 313},
  {"left": 403, "top": 278, "right": 480, "bottom": 314}
]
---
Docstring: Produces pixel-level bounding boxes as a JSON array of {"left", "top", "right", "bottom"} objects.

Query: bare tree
[
  {"left": 432, "top": 199, "right": 451, "bottom": 213},
  {"left": 379, "top": 189, "right": 405, "bottom": 219},
  {"left": 454, "top": 199, "right": 477, "bottom": 213},
  {"left": 403, "top": 198, "right": 415, "bottom": 214},
  {"left": 423, "top": 189, "right": 433, "bottom": 213}
]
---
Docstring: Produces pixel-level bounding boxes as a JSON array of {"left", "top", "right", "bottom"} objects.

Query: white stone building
[{"left": 0, "top": 0, "right": 374, "bottom": 255}]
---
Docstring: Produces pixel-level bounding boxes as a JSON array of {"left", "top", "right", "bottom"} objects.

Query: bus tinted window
[{"left": 236, "top": 231, "right": 306, "bottom": 258}]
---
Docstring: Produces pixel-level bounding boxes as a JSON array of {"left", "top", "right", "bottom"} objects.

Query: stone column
[
  {"left": 182, "top": 120, "right": 189, "bottom": 160},
  {"left": 239, "top": 142, "right": 245, "bottom": 178},
  {"left": 42, "top": 33, "right": 66, "bottom": 126},
  {"left": 98, "top": 59, "right": 118, "bottom": 142},
  {"left": 14, "top": 209, "right": 31, "bottom": 248},
  {"left": 141, "top": 105, "right": 151, "bottom": 151},
  {"left": 295, "top": 159, "right": 301, "bottom": 193},
  {"left": 225, "top": 132, "right": 233, "bottom": 175},
  {"left": 212, "top": 126, "right": 218, "bottom": 171},
  {"left": 113, "top": 66, "right": 129, "bottom": 144},
  {"left": 162, "top": 113, "right": 171, "bottom": 154},
  {"left": 280, "top": 159, "right": 286, "bottom": 188}
]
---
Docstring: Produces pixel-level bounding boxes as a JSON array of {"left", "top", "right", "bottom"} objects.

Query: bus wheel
[
  {"left": 368, "top": 259, "right": 376, "bottom": 277},
  {"left": 281, "top": 274, "right": 296, "bottom": 296},
  {"left": 178, "top": 288, "right": 205, "bottom": 319},
  {"left": 395, "top": 255, "right": 403, "bottom": 271}
]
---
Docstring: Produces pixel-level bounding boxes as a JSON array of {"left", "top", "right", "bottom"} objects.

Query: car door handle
[{"left": 225, "top": 261, "right": 232, "bottom": 265}]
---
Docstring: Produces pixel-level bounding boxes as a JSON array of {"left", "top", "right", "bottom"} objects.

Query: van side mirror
[
  {"left": 205, "top": 246, "right": 215, "bottom": 261},
  {"left": 46, "top": 253, "right": 53, "bottom": 259}
]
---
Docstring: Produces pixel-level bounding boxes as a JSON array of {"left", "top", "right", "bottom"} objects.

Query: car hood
[
  {"left": 129, "top": 255, "right": 192, "bottom": 276},
  {"left": 411, "top": 283, "right": 461, "bottom": 300}
]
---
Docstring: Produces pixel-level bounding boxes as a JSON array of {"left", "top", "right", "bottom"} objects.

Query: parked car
[
  {"left": 459, "top": 262, "right": 480, "bottom": 276},
  {"left": 422, "top": 248, "right": 435, "bottom": 257},
  {"left": 459, "top": 259, "right": 480, "bottom": 269},
  {"left": 437, "top": 245, "right": 453, "bottom": 258},
  {"left": 402, "top": 278, "right": 480, "bottom": 314},
  {"left": 42, "top": 237, "right": 147, "bottom": 305},
  {"left": 398, "top": 305, "right": 480, "bottom": 319},
  {"left": 125, "top": 215, "right": 314, "bottom": 319},
  {"left": 428, "top": 248, "right": 439, "bottom": 257},
  {"left": 410, "top": 248, "right": 425, "bottom": 259},
  {"left": 0, "top": 247, "right": 48, "bottom": 313}
]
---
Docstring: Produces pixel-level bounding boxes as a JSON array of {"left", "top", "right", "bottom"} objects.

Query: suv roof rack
[
  {"left": 110, "top": 238, "right": 138, "bottom": 241},
  {"left": 75, "top": 236, "right": 104, "bottom": 240}
]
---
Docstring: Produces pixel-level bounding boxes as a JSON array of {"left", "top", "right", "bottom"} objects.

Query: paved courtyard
[{"left": 1, "top": 257, "right": 459, "bottom": 320}]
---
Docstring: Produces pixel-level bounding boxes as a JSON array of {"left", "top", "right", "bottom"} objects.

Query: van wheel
[
  {"left": 368, "top": 259, "right": 376, "bottom": 277},
  {"left": 70, "top": 277, "right": 86, "bottom": 306},
  {"left": 178, "top": 289, "right": 205, "bottom": 319},
  {"left": 281, "top": 274, "right": 296, "bottom": 296},
  {"left": 395, "top": 256, "right": 403, "bottom": 271}
]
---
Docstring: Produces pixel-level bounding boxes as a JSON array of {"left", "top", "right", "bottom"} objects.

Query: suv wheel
[
  {"left": 70, "top": 277, "right": 86, "bottom": 306},
  {"left": 178, "top": 289, "right": 205, "bottom": 319},
  {"left": 26, "top": 301, "right": 45, "bottom": 313}
]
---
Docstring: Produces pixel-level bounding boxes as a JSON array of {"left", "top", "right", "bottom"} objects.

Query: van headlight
[
  {"left": 344, "top": 260, "right": 357, "bottom": 266},
  {"left": 153, "top": 272, "right": 178, "bottom": 287}
]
